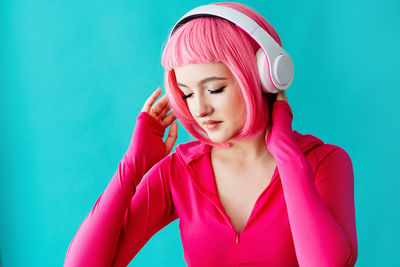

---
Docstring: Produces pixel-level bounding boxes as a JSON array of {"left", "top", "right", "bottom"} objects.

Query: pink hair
[{"left": 161, "top": 2, "right": 282, "bottom": 147}]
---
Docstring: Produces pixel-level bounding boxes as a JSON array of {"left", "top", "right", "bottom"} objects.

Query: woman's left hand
[
  {"left": 265, "top": 90, "right": 295, "bottom": 155},
  {"left": 276, "top": 90, "right": 288, "bottom": 102}
]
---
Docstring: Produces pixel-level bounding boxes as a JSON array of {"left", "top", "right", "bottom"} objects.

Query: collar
[{"left": 175, "top": 130, "right": 324, "bottom": 165}]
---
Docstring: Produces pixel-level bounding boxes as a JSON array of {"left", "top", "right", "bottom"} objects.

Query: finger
[
  {"left": 141, "top": 87, "right": 162, "bottom": 113},
  {"left": 284, "top": 91, "right": 288, "bottom": 102},
  {"left": 276, "top": 91, "right": 284, "bottom": 101},
  {"left": 282, "top": 91, "right": 288, "bottom": 102},
  {"left": 150, "top": 94, "right": 168, "bottom": 116},
  {"left": 160, "top": 111, "right": 176, "bottom": 127},
  {"left": 158, "top": 102, "right": 171, "bottom": 119},
  {"left": 164, "top": 122, "right": 178, "bottom": 154},
  {"left": 276, "top": 91, "right": 288, "bottom": 102}
]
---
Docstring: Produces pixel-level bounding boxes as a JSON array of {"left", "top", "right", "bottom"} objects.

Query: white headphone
[{"left": 169, "top": 4, "right": 294, "bottom": 94}]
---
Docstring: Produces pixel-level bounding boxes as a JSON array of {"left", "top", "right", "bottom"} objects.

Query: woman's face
[{"left": 174, "top": 61, "right": 246, "bottom": 143}]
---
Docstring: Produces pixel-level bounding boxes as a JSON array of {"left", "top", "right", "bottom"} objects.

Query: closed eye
[
  {"left": 182, "top": 93, "right": 193, "bottom": 100},
  {"left": 181, "top": 86, "right": 226, "bottom": 100},
  {"left": 209, "top": 86, "right": 225, "bottom": 94}
]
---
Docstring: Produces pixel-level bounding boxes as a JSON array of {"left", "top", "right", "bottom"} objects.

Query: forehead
[{"left": 174, "top": 62, "right": 233, "bottom": 83}]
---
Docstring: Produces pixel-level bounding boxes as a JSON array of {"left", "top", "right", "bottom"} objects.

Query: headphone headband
[{"left": 169, "top": 4, "right": 294, "bottom": 93}]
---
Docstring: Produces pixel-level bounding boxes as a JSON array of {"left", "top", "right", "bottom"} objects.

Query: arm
[
  {"left": 110, "top": 155, "right": 178, "bottom": 266},
  {"left": 64, "top": 87, "right": 178, "bottom": 267},
  {"left": 266, "top": 100, "right": 358, "bottom": 267},
  {"left": 64, "top": 112, "right": 176, "bottom": 267}
]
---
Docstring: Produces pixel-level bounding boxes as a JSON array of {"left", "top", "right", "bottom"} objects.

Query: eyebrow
[{"left": 177, "top": 76, "right": 227, "bottom": 88}]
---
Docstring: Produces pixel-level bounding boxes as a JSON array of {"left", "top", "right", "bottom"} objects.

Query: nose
[{"left": 193, "top": 95, "right": 212, "bottom": 117}]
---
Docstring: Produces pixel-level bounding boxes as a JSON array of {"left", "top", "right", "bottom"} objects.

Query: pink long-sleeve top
[{"left": 64, "top": 101, "right": 358, "bottom": 266}]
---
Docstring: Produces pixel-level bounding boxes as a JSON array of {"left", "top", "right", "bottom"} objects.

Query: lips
[{"left": 203, "top": 120, "right": 222, "bottom": 130}]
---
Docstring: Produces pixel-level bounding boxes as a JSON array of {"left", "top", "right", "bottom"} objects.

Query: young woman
[{"left": 64, "top": 2, "right": 358, "bottom": 266}]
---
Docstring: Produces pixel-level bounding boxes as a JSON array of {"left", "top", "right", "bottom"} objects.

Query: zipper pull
[{"left": 236, "top": 234, "right": 239, "bottom": 244}]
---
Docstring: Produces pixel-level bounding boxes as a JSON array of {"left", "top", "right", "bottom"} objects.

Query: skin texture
[
  {"left": 173, "top": 61, "right": 286, "bottom": 163},
  {"left": 174, "top": 62, "right": 247, "bottom": 144},
  {"left": 143, "top": 61, "right": 287, "bottom": 161}
]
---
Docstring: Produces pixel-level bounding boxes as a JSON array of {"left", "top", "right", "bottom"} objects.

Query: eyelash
[{"left": 181, "top": 86, "right": 226, "bottom": 100}]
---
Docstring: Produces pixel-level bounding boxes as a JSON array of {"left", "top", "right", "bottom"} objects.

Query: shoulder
[
  {"left": 310, "top": 143, "right": 354, "bottom": 185},
  {"left": 293, "top": 130, "right": 354, "bottom": 185},
  {"left": 293, "top": 130, "right": 353, "bottom": 170},
  {"left": 307, "top": 141, "right": 352, "bottom": 168}
]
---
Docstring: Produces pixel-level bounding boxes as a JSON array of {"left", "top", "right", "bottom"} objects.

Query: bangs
[{"left": 162, "top": 17, "right": 243, "bottom": 70}]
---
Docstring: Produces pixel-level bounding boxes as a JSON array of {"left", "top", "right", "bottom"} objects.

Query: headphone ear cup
[{"left": 255, "top": 48, "right": 280, "bottom": 94}]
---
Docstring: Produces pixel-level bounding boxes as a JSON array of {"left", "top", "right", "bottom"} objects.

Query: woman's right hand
[
  {"left": 140, "top": 87, "right": 178, "bottom": 155},
  {"left": 124, "top": 87, "right": 178, "bottom": 179}
]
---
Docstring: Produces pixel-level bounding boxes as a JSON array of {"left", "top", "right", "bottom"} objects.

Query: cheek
[
  {"left": 185, "top": 100, "right": 195, "bottom": 116},
  {"left": 233, "top": 95, "right": 247, "bottom": 127},
  {"left": 232, "top": 92, "right": 246, "bottom": 116}
]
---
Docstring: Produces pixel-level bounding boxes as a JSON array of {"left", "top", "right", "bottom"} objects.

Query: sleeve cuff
[
  {"left": 137, "top": 112, "right": 165, "bottom": 137},
  {"left": 273, "top": 100, "right": 293, "bottom": 120}
]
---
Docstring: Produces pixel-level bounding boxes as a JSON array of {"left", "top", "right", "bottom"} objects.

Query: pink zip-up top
[{"left": 64, "top": 100, "right": 358, "bottom": 266}]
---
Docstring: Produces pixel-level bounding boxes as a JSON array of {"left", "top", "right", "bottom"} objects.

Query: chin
[{"left": 207, "top": 132, "right": 233, "bottom": 144}]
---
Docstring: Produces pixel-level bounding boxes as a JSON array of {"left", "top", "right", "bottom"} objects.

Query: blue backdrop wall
[{"left": 1, "top": 0, "right": 399, "bottom": 266}]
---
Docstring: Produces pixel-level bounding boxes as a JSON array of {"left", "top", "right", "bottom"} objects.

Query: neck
[{"left": 212, "top": 129, "right": 274, "bottom": 165}]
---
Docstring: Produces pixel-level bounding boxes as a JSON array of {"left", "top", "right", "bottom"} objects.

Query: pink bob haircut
[{"left": 161, "top": 2, "right": 283, "bottom": 147}]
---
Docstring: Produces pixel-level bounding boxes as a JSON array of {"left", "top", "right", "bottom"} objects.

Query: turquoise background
[{"left": 1, "top": 0, "right": 399, "bottom": 266}]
